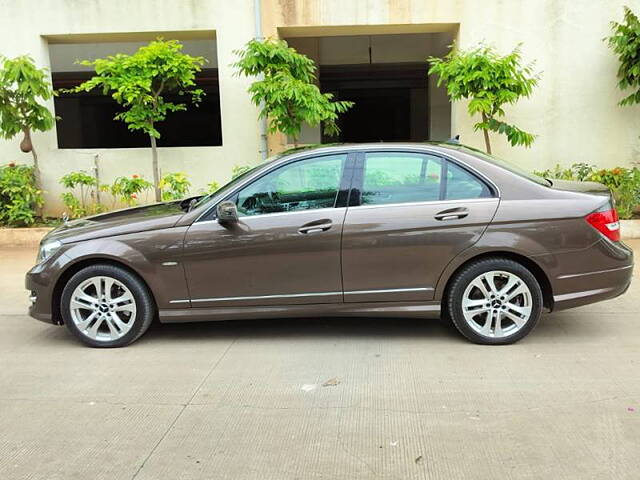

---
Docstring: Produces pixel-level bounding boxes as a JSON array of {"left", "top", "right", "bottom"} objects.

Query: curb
[
  {"left": 0, "top": 228, "right": 52, "bottom": 247},
  {"left": 620, "top": 220, "right": 640, "bottom": 240}
]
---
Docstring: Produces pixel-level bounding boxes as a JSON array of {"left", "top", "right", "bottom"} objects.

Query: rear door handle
[
  {"left": 434, "top": 207, "right": 469, "bottom": 221},
  {"left": 298, "top": 220, "right": 333, "bottom": 234}
]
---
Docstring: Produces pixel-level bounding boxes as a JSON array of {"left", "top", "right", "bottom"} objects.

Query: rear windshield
[{"left": 457, "top": 145, "right": 551, "bottom": 187}]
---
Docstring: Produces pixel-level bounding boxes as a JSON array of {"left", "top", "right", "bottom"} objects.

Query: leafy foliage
[
  {"left": 0, "top": 163, "right": 43, "bottom": 226},
  {"left": 231, "top": 164, "right": 252, "bottom": 180},
  {"left": 109, "top": 175, "right": 153, "bottom": 207},
  {"left": 0, "top": 55, "right": 56, "bottom": 148},
  {"left": 159, "top": 171, "right": 192, "bottom": 201},
  {"left": 535, "top": 163, "right": 640, "bottom": 219},
  {"left": 59, "top": 172, "right": 153, "bottom": 218},
  {"left": 59, "top": 170, "right": 105, "bottom": 218},
  {"left": 428, "top": 44, "right": 539, "bottom": 153},
  {"left": 206, "top": 180, "right": 220, "bottom": 194},
  {"left": 67, "top": 39, "right": 206, "bottom": 200},
  {"left": 234, "top": 38, "right": 353, "bottom": 144},
  {"left": 606, "top": 6, "right": 640, "bottom": 107},
  {"left": 69, "top": 39, "right": 205, "bottom": 138}
]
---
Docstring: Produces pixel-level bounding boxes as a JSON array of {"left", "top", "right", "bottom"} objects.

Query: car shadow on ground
[
  {"left": 144, "top": 316, "right": 461, "bottom": 342},
  {"left": 34, "top": 311, "right": 609, "bottom": 348}
]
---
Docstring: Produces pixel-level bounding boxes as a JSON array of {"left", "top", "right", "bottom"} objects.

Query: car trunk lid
[{"left": 548, "top": 179, "right": 611, "bottom": 197}]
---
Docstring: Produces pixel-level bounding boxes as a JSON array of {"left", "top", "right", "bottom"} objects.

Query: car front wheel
[
  {"left": 447, "top": 258, "right": 543, "bottom": 345},
  {"left": 61, "top": 264, "right": 155, "bottom": 348}
]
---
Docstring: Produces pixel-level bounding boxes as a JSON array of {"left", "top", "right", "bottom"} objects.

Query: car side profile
[{"left": 26, "top": 143, "right": 634, "bottom": 347}]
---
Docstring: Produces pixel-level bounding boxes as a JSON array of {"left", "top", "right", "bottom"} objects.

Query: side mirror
[{"left": 216, "top": 201, "right": 239, "bottom": 224}]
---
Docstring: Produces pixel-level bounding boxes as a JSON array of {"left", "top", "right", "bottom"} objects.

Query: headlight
[{"left": 37, "top": 240, "right": 62, "bottom": 263}]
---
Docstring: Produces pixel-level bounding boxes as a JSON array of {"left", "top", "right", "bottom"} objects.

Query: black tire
[
  {"left": 61, "top": 264, "right": 156, "bottom": 348},
  {"left": 446, "top": 257, "right": 543, "bottom": 345}
]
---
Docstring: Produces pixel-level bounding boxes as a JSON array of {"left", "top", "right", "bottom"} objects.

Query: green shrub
[
  {"left": 535, "top": 163, "right": 640, "bottom": 219},
  {"left": 0, "top": 163, "right": 43, "bottom": 226},
  {"left": 206, "top": 180, "right": 220, "bottom": 194},
  {"left": 231, "top": 165, "right": 252, "bottom": 180},
  {"left": 59, "top": 170, "right": 102, "bottom": 218},
  {"left": 159, "top": 172, "right": 191, "bottom": 201},
  {"left": 109, "top": 175, "right": 153, "bottom": 207}
]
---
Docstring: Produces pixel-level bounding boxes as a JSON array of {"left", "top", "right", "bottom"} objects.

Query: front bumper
[{"left": 25, "top": 253, "right": 69, "bottom": 325}]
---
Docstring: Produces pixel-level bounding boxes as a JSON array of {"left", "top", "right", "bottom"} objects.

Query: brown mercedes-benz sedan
[{"left": 26, "top": 143, "right": 633, "bottom": 347}]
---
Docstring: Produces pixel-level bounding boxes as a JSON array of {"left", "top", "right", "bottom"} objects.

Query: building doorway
[
  {"left": 319, "top": 64, "right": 427, "bottom": 142},
  {"left": 285, "top": 32, "right": 454, "bottom": 145}
]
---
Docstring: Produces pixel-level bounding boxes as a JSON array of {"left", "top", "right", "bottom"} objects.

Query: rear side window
[
  {"left": 445, "top": 161, "right": 491, "bottom": 200},
  {"left": 361, "top": 152, "right": 491, "bottom": 206}
]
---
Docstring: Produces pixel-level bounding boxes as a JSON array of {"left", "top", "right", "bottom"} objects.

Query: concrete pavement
[{"left": 1, "top": 244, "right": 639, "bottom": 479}]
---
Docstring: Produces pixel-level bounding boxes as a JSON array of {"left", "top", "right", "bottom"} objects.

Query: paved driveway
[{"left": 1, "top": 243, "right": 639, "bottom": 480}]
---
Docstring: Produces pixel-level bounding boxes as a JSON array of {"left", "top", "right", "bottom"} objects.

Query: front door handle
[
  {"left": 434, "top": 207, "right": 469, "bottom": 221},
  {"left": 298, "top": 220, "right": 333, "bottom": 234}
]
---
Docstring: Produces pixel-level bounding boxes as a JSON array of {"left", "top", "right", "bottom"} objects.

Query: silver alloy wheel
[
  {"left": 461, "top": 270, "right": 532, "bottom": 338},
  {"left": 69, "top": 276, "right": 137, "bottom": 342}
]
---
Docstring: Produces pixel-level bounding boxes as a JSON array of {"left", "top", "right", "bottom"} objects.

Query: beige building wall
[
  {"left": 264, "top": 0, "right": 640, "bottom": 169},
  {"left": 0, "top": 0, "right": 262, "bottom": 216},
  {"left": 2, "top": 0, "right": 640, "bottom": 216}
]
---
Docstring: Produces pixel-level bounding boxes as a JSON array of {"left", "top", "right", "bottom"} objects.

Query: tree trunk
[
  {"left": 149, "top": 134, "right": 161, "bottom": 202},
  {"left": 481, "top": 113, "right": 492, "bottom": 155},
  {"left": 93, "top": 154, "right": 102, "bottom": 205},
  {"left": 22, "top": 128, "right": 43, "bottom": 218}
]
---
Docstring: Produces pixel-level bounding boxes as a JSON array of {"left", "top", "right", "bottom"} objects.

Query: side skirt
[{"left": 159, "top": 301, "right": 442, "bottom": 323}]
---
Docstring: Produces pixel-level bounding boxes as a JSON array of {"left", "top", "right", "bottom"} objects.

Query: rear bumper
[{"left": 549, "top": 240, "right": 633, "bottom": 311}]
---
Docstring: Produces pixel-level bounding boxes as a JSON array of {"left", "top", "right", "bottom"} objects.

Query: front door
[
  {"left": 341, "top": 150, "right": 499, "bottom": 303},
  {"left": 182, "top": 153, "right": 352, "bottom": 307}
]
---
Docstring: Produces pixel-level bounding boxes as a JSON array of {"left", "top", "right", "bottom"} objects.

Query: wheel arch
[
  {"left": 51, "top": 257, "right": 157, "bottom": 325},
  {"left": 437, "top": 251, "right": 554, "bottom": 312}
]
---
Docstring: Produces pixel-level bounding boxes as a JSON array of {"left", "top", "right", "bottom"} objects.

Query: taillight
[{"left": 585, "top": 208, "right": 620, "bottom": 242}]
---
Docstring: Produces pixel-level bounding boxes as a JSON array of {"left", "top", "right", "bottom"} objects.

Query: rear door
[{"left": 341, "top": 150, "right": 499, "bottom": 303}]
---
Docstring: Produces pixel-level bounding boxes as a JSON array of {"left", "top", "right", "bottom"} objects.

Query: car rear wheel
[
  {"left": 446, "top": 258, "right": 543, "bottom": 345},
  {"left": 61, "top": 264, "right": 155, "bottom": 348}
]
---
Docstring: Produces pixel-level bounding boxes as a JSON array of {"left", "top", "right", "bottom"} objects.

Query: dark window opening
[
  {"left": 320, "top": 64, "right": 429, "bottom": 143},
  {"left": 52, "top": 68, "right": 222, "bottom": 149}
]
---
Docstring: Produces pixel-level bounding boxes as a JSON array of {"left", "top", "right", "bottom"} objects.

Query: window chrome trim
[
  {"left": 344, "top": 287, "right": 433, "bottom": 295},
  {"left": 193, "top": 145, "right": 502, "bottom": 224},
  {"left": 347, "top": 197, "right": 497, "bottom": 211},
  {"left": 194, "top": 207, "right": 346, "bottom": 226}
]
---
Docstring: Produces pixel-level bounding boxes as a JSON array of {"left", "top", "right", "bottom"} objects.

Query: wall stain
[{"left": 279, "top": 0, "right": 298, "bottom": 25}]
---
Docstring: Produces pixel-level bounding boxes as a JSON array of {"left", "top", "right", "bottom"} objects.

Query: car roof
[{"left": 278, "top": 142, "right": 462, "bottom": 158}]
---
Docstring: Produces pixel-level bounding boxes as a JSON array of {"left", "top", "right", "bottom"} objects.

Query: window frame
[
  {"left": 197, "top": 151, "right": 357, "bottom": 222},
  {"left": 349, "top": 149, "right": 497, "bottom": 208}
]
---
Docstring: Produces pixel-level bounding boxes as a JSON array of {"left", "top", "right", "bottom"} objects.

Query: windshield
[{"left": 457, "top": 145, "right": 552, "bottom": 187}]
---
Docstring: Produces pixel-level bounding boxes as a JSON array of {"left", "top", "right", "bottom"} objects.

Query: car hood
[
  {"left": 43, "top": 202, "right": 187, "bottom": 244},
  {"left": 549, "top": 179, "right": 611, "bottom": 196}
]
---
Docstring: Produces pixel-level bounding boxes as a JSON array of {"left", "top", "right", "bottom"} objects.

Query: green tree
[
  {"left": 69, "top": 39, "right": 206, "bottom": 201},
  {"left": 606, "top": 6, "right": 640, "bottom": 108},
  {"left": 234, "top": 38, "right": 353, "bottom": 146},
  {"left": 0, "top": 55, "right": 56, "bottom": 197},
  {"left": 428, "top": 44, "right": 539, "bottom": 154}
]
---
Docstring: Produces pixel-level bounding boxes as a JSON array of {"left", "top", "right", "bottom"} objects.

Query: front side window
[
  {"left": 235, "top": 154, "right": 347, "bottom": 216},
  {"left": 361, "top": 152, "right": 491, "bottom": 206}
]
